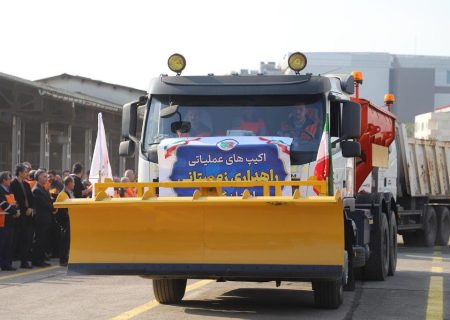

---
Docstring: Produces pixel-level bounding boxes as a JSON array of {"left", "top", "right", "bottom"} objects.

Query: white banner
[{"left": 89, "top": 113, "right": 113, "bottom": 197}]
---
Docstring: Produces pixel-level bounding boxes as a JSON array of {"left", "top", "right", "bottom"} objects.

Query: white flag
[{"left": 90, "top": 113, "right": 113, "bottom": 197}]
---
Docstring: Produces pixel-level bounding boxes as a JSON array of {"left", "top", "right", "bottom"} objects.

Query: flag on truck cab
[
  {"left": 89, "top": 113, "right": 113, "bottom": 197},
  {"left": 313, "top": 114, "right": 331, "bottom": 195}
]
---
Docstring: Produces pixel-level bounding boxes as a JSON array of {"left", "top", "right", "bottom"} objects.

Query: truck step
[
  {"left": 398, "top": 223, "right": 423, "bottom": 231},
  {"left": 398, "top": 210, "right": 422, "bottom": 216}
]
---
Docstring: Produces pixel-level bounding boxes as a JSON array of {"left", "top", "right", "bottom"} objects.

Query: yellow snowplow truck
[{"left": 55, "top": 53, "right": 400, "bottom": 309}]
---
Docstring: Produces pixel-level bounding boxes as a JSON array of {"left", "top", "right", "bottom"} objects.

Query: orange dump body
[{"left": 351, "top": 98, "right": 396, "bottom": 192}]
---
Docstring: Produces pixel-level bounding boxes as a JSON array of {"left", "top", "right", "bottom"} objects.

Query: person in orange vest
[
  {"left": 237, "top": 107, "right": 267, "bottom": 135},
  {"left": 48, "top": 170, "right": 63, "bottom": 199},
  {"left": 277, "top": 103, "right": 319, "bottom": 140},
  {"left": 118, "top": 177, "right": 136, "bottom": 198},
  {"left": 124, "top": 169, "right": 137, "bottom": 197},
  {"left": 0, "top": 171, "right": 20, "bottom": 271}
]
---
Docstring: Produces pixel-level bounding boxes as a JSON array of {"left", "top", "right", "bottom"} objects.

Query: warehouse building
[{"left": 0, "top": 72, "right": 145, "bottom": 175}]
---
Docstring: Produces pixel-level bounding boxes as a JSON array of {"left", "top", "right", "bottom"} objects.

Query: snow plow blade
[{"left": 54, "top": 181, "right": 344, "bottom": 280}]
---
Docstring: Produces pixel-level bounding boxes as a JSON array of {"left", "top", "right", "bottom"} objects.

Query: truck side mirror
[
  {"left": 341, "top": 140, "right": 361, "bottom": 157},
  {"left": 160, "top": 104, "right": 180, "bottom": 118},
  {"left": 119, "top": 140, "right": 136, "bottom": 157},
  {"left": 342, "top": 101, "right": 361, "bottom": 139},
  {"left": 122, "top": 101, "right": 138, "bottom": 141}
]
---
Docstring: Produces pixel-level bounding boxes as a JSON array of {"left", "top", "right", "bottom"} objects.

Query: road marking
[
  {"left": 426, "top": 251, "right": 443, "bottom": 320},
  {"left": 111, "top": 280, "right": 213, "bottom": 320},
  {"left": 426, "top": 276, "right": 443, "bottom": 320},
  {"left": 0, "top": 266, "right": 62, "bottom": 281},
  {"left": 431, "top": 267, "right": 443, "bottom": 273}
]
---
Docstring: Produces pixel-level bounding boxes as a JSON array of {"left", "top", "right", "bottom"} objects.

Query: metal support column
[
  {"left": 11, "top": 116, "right": 22, "bottom": 171},
  {"left": 62, "top": 125, "right": 72, "bottom": 171},
  {"left": 40, "top": 122, "right": 50, "bottom": 170},
  {"left": 84, "top": 128, "right": 93, "bottom": 168}
]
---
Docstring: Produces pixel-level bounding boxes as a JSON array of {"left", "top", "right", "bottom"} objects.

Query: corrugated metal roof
[
  {"left": 0, "top": 72, "right": 122, "bottom": 112},
  {"left": 36, "top": 73, "right": 146, "bottom": 94}
]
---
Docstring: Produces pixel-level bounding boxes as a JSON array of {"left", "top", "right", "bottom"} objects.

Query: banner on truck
[{"left": 158, "top": 136, "right": 293, "bottom": 196}]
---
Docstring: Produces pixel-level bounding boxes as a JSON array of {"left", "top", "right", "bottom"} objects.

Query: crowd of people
[{"left": 0, "top": 162, "right": 135, "bottom": 271}]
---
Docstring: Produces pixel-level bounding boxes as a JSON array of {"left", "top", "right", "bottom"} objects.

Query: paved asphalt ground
[{"left": 0, "top": 238, "right": 448, "bottom": 320}]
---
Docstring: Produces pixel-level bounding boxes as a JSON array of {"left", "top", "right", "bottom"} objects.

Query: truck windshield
[{"left": 143, "top": 95, "right": 325, "bottom": 165}]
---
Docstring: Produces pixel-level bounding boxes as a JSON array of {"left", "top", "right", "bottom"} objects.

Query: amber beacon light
[
  {"left": 352, "top": 71, "right": 363, "bottom": 84},
  {"left": 384, "top": 93, "right": 395, "bottom": 111},
  {"left": 352, "top": 71, "right": 363, "bottom": 99},
  {"left": 168, "top": 53, "right": 186, "bottom": 75}
]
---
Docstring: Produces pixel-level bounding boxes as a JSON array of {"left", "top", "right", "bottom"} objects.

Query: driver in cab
[{"left": 277, "top": 103, "right": 318, "bottom": 140}]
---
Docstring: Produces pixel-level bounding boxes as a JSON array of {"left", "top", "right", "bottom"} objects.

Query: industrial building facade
[
  {"left": 279, "top": 52, "right": 450, "bottom": 123},
  {"left": 0, "top": 73, "right": 145, "bottom": 175}
]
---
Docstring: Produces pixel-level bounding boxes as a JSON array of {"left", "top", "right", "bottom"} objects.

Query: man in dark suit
[
  {"left": 0, "top": 171, "right": 20, "bottom": 271},
  {"left": 32, "top": 169, "right": 56, "bottom": 267},
  {"left": 10, "top": 164, "right": 34, "bottom": 269},
  {"left": 71, "top": 163, "right": 92, "bottom": 198}
]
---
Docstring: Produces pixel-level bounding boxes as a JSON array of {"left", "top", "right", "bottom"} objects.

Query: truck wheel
[
  {"left": 420, "top": 207, "right": 437, "bottom": 247},
  {"left": 153, "top": 279, "right": 187, "bottom": 304},
  {"left": 313, "top": 278, "right": 343, "bottom": 309},
  {"left": 364, "top": 213, "right": 389, "bottom": 281},
  {"left": 436, "top": 207, "right": 450, "bottom": 246},
  {"left": 388, "top": 212, "right": 397, "bottom": 276}
]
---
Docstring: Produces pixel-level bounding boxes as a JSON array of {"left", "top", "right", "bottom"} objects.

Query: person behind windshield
[
  {"left": 277, "top": 103, "right": 318, "bottom": 140},
  {"left": 236, "top": 107, "right": 267, "bottom": 135},
  {"left": 184, "top": 108, "right": 212, "bottom": 137}
]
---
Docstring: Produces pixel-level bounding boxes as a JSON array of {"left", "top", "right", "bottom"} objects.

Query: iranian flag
[{"left": 313, "top": 114, "right": 332, "bottom": 195}]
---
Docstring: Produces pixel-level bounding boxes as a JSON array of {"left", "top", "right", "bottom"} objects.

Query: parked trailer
[{"left": 396, "top": 124, "right": 450, "bottom": 246}]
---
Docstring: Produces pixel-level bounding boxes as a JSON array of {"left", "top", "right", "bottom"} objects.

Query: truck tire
[
  {"left": 436, "top": 207, "right": 450, "bottom": 246},
  {"left": 364, "top": 213, "right": 389, "bottom": 281},
  {"left": 388, "top": 212, "right": 397, "bottom": 276},
  {"left": 313, "top": 278, "right": 343, "bottom": 309},
  {"left": 153, "top": 279, "right": 187, "bottom": 304},
  {"left": 420, "top": 207, "right": 437, "bottom": 247}
]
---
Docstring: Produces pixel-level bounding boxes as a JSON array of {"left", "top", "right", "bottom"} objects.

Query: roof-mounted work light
[
  {"left": 288, "top": 52, "right": 307, "bottom": 74},
  {"left": 168, "top": 53, "right": 186, "bottom": 75}
]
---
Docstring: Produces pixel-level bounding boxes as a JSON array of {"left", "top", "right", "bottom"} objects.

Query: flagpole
[{"left": 98, "top": 113, "right": 102, "bottom": 184}]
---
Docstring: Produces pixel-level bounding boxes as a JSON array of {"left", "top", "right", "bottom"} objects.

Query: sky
[{"left": 1, "top": 0, "right": 449, "bottom": 90}]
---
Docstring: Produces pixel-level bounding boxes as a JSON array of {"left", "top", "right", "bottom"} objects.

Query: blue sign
[{"left": 169, "top": 142, "right": 288, "bottom": 196}]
